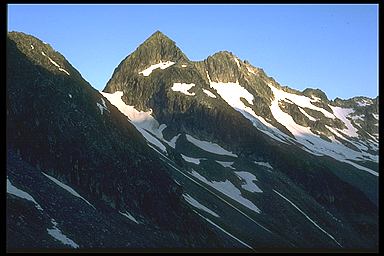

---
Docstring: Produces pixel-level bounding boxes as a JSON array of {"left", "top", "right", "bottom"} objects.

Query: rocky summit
[{"left": 7, "top": 31, "right": 378, "bottom": 252}]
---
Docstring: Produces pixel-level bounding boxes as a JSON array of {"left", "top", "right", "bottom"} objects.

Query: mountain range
[{"left": 6, "top": 30, "right": 379, "bottom": 252}]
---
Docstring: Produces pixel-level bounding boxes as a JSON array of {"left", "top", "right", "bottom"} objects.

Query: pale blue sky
[{"left": 8, "top": 4, "right": 378, "bottom": 99}]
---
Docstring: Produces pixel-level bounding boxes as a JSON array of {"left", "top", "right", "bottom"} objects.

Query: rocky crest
[{"left": 104, "top": 31, "right": 378, "bottom": 156}]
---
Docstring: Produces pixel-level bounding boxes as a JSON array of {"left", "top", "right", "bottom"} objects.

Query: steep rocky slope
[
  {"left": 6, "top": 30, "right": 378, "bottom": 251},
  {"left": 6, "top": 31, "right": 235, "bottom": 250},
  {"left": 103, "top": 31, "right": 378, "bottom": 250}
]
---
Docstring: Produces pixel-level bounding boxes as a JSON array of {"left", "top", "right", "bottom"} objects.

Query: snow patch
[
  {"left": 267, "top": 84, "right": 378, "bottom": 173},
  {"left": 207, "top": 79, "right": 377, "bottom": 173},
  {"left": 254, "top": 161, "right": 273, "bottom": 170},
  {"left": 181, "top": 64, "right": 187, "bottom": 68},
  {"left": 42, "top": 172, "right": 95, "bottom": 209},
  {"left": 268, "top": 84, "right": 335, "bottom": 119},
  {"left": 215, "top": 161, "right": 235, "bottom": 169},
  {"left": 209, "top": 80, "right": 290, "bottom": 144},
  {"left": 372, "top": 113, "right": 379, "bottom": 120},
  {"left": 186, "top": 134, "right": 237, "bottom": 157},
  {"left": 101, "top": 92, "right": 156, "bottom": 132},
  {"left": 247, "top": 66, "right": 256, "bottom": 75},
  {"left": 96, "top": 98, "right": 109, "bottom": 115},
  {"left": 235, "top": 171, "right": 263, "bottom": 193},
  {"left": 356, "top": 99, "right": 372, "bottom": 107},
  {"left": 268, "top": 85, "right": 332, "bottom": 140},
  {"left": 59, "top": 68, "right": 70, "bottom": 75},
  {"left": 68, "top": 94, "right": 72, "bottom": 98},
  {"left": 298, "top": 107, "right": 317, "bottom": 121},
  {"left": 41, "top": 51, "right": 70, "bottom": 75},
  {"left": 350, "top": 114, "right": 365, "bottom": 121},
  {"left": 203, "top": 89, "right": 216, "bottom": 98},
  {"left": 139, "top": 61, "right": 175, "bottom": 76},
  {"left": 206, "top": 71, "right": 212, "bottom": 83},
  {"left": 164, "top": 134, "right": 181, "bottom": 149},
  {"left": 329, "top": 106, "right": 359, "bottom": 138},
  {"left": 101, "top": 91, "right": 168, "bottom": 152},
  {"left": 181, "top": 154, "right": 203, "bottom": 164},
  {"left": 48, "top": 57, "right": 60, "bottom": 68},
  {"left": 137, "top": 127, "right": 167, "bottom": 152},
  {"left": 311, "top": 96, "right": 322, "bottom": 102},
  {"left": 101, "top": 98, "right": 107, "bottom": 108},
  {"left": 30, "top": 44, "right": 34, "bottom": 49},
  {"left": 7, "top": 178, "right": 43, "bottom": 211},
  {"left": 191, "top": 171, "right": 261, "bottom": 213},
  {"left": 210, "top": 80, "right": 253, "bottom": 105},
  {"left": 183, "top": 194, "right": 219, "bottom": 217},
  {"left": 171, "top": 83, "right": 196, "bottom": 96},
  {"left": 119, "top": 211, "right": 140, "bottom": 224},
  {"left": 47, "top": 219, "right": 79, "bottom": 248},
  {"left": 234, "top": 57, "right": 240, "bottom": 68}
]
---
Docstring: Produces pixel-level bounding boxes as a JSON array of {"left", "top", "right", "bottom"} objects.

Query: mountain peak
[
  {"left": 302, "top": 88, "right": 329, "bottom": 101},
  {"left": 214, "top": 50, "right": 235, "bottom": 56},
  {"left": 142, "top": 30, "right": 176, "bottom": 48},
  {"left": 103, "top": 31, "right": 188, "bottom": 92},
  {"left": 210, "top": 50, "right": 238, "bottom": 61},
  {"left": 8, "top": 31, "right": 48, "bottom": 49},
  {"left": 131, "top": 30, "right": 188, "bottom": 63},
  {"left": 148, "top": 30, "right": 171, "bottom": 40},
  {"left": 7, "top": 31, "right": 80, "bottom": 79}
]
